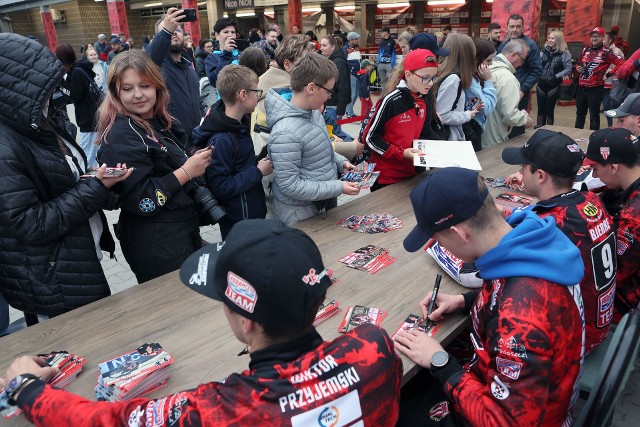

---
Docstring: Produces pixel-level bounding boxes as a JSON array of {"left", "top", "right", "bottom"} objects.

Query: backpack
[{"left": 74, "top": 66, "right": 104, "bottom": 105}]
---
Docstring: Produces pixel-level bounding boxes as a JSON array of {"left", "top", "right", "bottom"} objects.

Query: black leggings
[{"left": 536, "top": 84, "right": 561, "bottom": 125}]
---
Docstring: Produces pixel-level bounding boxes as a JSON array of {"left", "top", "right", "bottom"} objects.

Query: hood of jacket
[
  {"left": 193, "top": 99, "right": 249, "bottom": 147},
  {"left": 329, "top": 47, "right": 347, "bottom": 62},
  {"left": 265, "top": 88, "right": 310, "bottom": 128},
  {"left": 476, "top": 210, "right": 584, "bottom": 286},
  {"left": 491, "top": 53, "right": 516, "bottom": 75},
  {"left": 0, "top": 33, "right": 65, "bottom": 139},
  {"left": 71, "top": 59, "right": 96, "bottom": 79}
]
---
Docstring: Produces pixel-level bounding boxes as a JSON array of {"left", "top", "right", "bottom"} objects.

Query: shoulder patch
[
  {"left": 156, "top": 189, "right": 167, "bottom": 207},
  {"left": 139, "top": 198, "right": 156, "bottom": 212}
]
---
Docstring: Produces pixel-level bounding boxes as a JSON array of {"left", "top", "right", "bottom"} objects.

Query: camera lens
[{"left": 189, "top": 183, "right": 226, "bottom": 224}]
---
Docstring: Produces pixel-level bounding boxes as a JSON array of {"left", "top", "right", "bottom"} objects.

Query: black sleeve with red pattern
[{"left": 462, "top": 291, "right": 478, "bottom": 314}]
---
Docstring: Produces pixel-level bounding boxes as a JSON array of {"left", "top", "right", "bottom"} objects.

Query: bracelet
[{"left": 179, "top": 166, "right": 192, "bottom": 181}]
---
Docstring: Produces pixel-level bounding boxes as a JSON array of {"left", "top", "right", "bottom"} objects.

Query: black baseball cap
[
  {"left": 605, "top": 93, "right": 640, "bottom": 118},
  {"left": 583, "top": 127, "right": 640, "bottom": 165},
  {"left": 502, "top": 129, "right": 585, "bottom": 177},
  {"left": 409, "top": 33, "right": 450, "bottom": 57},
  {"left": 179, "top": 219, "right": 332, "bottom": 330},
  {"left": 404, "top": 168, "right": 488, "bottom": 252}
]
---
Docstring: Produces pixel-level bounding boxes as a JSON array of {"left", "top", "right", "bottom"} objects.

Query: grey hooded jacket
[{"left": 266, "top": 89, "right": 347, "bottom": 208}]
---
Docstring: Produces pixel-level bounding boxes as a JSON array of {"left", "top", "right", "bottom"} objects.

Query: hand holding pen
[
  {"left": 425, "top": 274, "right": 442, "bottom": 328},
  {"left": 419, "top": 275, "right": 466, "bottom": 324}
]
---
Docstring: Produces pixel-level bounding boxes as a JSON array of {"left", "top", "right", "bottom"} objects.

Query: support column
[
  {"left": 274, "top": 6, "right": 286, "bottom": 29},
  {"left": 181, "top": 0, "right": 201, "bottom": 45},
  {"left": 412, "top": 1, "right": 424, "bottom": 31},
  {"left": 490, "top": 0, "right": 542, "bottom": 41},
  {"left": 39, "top": 6, "right": 57, "bottom": 52},
  {"left": 322, "top": 6, "right": 334, "bottom": 37},
  {"left": 287, "top": 0, "right": 302, "bottom": 35},
  {"left": 563, "top": 0, "right": 602, "bottom": 45},
  {"left": 205, "top": 0, "right": 224, "bottom": 37},
  {"left": 106, "top": 0, "right": 130, "bottom": 39}
]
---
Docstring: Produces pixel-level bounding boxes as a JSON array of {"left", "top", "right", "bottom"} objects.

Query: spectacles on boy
[
  {"left": 314, "top": 82, "right": 335, "bottom": 96},
  {"left": 410, "top": 71, "right": 438, "bottom": 84},
  {"left": 247, "top": 89, "right": 264, "bottom": 98}
]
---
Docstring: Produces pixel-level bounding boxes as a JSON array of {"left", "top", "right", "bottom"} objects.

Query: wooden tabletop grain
[{"left": 0, "top": 126, "right": 593, "bottom": 426}]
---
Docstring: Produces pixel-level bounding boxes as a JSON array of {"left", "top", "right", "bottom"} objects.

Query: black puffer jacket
[
  {"left": 0, "top": 33, "right": 113, "bottom": 317},
  {"left": 326, "top": 48, "right": 351, "bottom": 116}
]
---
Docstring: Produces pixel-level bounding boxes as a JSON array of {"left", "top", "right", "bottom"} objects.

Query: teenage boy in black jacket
[{"left": 192, "top": 65, "right": 273, "bottom": 239}]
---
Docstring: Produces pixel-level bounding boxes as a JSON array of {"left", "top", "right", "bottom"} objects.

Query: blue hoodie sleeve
[
  {"left": 205, "top": 133, "right": 263, "bottom": 200},
  {"left": 205, "top": 50, "right": 235, "bottom": 87}
]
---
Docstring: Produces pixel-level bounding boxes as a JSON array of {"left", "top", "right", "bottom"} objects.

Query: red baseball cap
[
  {"left": 590, "top": 27, "right": 605, "bottom": 36},
  {"left": 403, "top": 49, "right": 438, "bottom": 72}
]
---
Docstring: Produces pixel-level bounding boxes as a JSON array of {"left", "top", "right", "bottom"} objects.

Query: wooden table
[{"left": 0, "top": 125, "right": 591, "bottom": 426}]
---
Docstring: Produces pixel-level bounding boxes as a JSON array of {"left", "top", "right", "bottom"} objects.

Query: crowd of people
[{"left": 1, "top": 7, "right": 640, "bottom": 426}]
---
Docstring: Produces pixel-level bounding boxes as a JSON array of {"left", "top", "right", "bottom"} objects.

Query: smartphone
[
  {"left": 81, "top": 167, "right": 128, "bottom": 178},
  {"left": 181, "top": 8, "right": 197, "bottom": 22},
  {"left": 465, "top": 96, "right": 481, "bottom": 111},
  {"left": 234, "top": 39, "right": 251, "bottom": 51}
]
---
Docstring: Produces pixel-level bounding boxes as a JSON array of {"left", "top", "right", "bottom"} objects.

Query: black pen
[{"left": 426, "top": 274, "right": 442, "bottom": 327}]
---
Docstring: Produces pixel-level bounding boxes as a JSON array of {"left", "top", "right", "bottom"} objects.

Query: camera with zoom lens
[{"left": 184, "top": 179, "right": 227, "bottom": 225}]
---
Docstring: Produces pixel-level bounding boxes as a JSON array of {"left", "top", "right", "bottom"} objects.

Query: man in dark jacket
[
  {"left": 498, "top": 14, "right": 542, "bottom": 138},
  {"left": 67, "top": 58, "right": 101, "bottom": 169},
  {"left": 205, "top": 17, "right": 240, "bottom": 87},
  {"left": 148, "top": 7, "right": 202, "bottom": 139},
  {"left": 0, "top": 34, "right": 129, "bottom": 319},
  {"left": 326, "top": 44, "right": 351, "bottom": 120},
  {"left": 192, "top": 65, "right": 272, "bottom": 239},
  {"left": 377, "top": 28, "right": 396, "bottom": 87}
]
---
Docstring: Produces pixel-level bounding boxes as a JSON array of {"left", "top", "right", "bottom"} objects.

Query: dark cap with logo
[
  {"left": 583, "top": 127, "right": 640, "bottom": 165},
  {"left": 409, "top": 33, "right": 450, "bottom": 57},
  {"left": 403, "top": 168, "right": 488, "bottom": 252},
  {"left": 179, "top": 219, "right": 332, "bottom": 330},
  {"left": 502, "top": 129, "right": 585, "bottom": 177},
  {"left": 605, "top": 93, "right": 640, "bottom": 118}
]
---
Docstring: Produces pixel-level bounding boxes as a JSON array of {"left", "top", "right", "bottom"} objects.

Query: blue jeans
[
  {"left": 79, "top": 131, "right": 100, "bottom": 170},
  {"left": 0, "top": 292, "right": 9, "bottom": 336},
  {"left": 346, "top": 75, "right": 359, "bottom": 116}
]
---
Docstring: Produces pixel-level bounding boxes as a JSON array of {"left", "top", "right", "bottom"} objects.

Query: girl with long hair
[
  {"left": 85, "top": 45, "right": 109, "bottom": 93},
  {"left": 433, "top": 33, "right": 480, "bottom": 141},
  {"left": 96, "top": 50, "right": 213, "bottom": 283},
  {"left": 463, "top": 38, "right": 498, "bottom": 151},
  {"left": 320, "top": 35, "right": 351, "bottom": 120},
  {"left": 537, "top": 31, "right": 571, "bottom": 127},
  {"left": 362, "top": 49, "right": 440, "bottom": 191}
]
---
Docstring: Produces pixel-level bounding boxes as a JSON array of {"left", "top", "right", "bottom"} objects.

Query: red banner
[
  {"left": 490, "top": 0, "right": 541, "bottom": 41},
  {"left": 106, "top": 0, "right": 129, "bottom": 39},
  {"left": 563, "top": 0, "right": 601, "bottom": 45},
  {"left": 40, "top": 11, "right": 58, "bottom": 52},
  {"left": 181, "top": 0, "right": 201, "bottom": 46}
]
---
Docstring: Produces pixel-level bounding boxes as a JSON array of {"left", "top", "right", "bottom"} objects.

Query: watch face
[
  {"left": 432, "top": 351, "right": 449, "bottom": 368},
  {"left": 5, "top": 376, "right": 22, "bottom": 395}
]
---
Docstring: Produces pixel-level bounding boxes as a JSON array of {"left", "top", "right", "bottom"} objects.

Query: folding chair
[{"left": 574, "top": 308, "right": 640, "bottom": 427}]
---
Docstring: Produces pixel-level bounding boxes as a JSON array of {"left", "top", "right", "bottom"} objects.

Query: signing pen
[{"left": 427, "top": 274, "right": 442, "bottom": 322}]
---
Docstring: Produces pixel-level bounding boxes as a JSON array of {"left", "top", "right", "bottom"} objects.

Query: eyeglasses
[
  {"left": 410, "top": 71, "right": 438, "bottom": 84},
  {"left": 314, "top": 82, "right": 335, "bottom": 96},
  {"left": 248, "top": 89, "right": 264, "bottom": 98}
]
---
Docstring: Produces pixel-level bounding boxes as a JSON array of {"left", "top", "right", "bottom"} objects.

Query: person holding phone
[
  {"left": 147, "top": 7, "right": 201, "bottom": 139},
  {"left": 205, "top": 17, "right": 240, "bottom": 87},
  {"left": 96, "top": 50, "right": 213, "bottom": 284}
]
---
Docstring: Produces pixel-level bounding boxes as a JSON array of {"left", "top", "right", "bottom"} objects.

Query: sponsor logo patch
[
  {"left": 429, "top": 401, "right": 450, "bottom": 421},
  {"left": 496, "top": 357, "right": 523, "bottom": 380},
  {"left": 600, "top": 147, "right": 610, "bottom": 160},
  {"left": 583, "top": 203, "right": 599, "bottom": 217},
  {"left": 317, "top": 406, "right": 339, "bottom": 426},
  {"left": 491, "top": 376, "right": 510, "bottom": 400},
  {"left": 156, "top": 189, "right": 167, "bottom": 206},
  {"left": 225, "top": 272, "right": 258, "bottom": 313},
  {"left": 189, "top": 254, "right": 209, "bottom": 287},
  {"left": 597, "top": 285, "right": 615, "bottom": 328},
  {"left": 567, "top": 144, "right": 581, "bottom": 153},
  {"left": 495, "top": 336, "right": 527, "bottom": 359},
  {"left": 139, "top": 198, "right": 156, "bottom": 212},
  {"left": 128, "top": 406, "right": 144, "bottom": 427},
  {"left": 145, "top": 397, "right": 167, "bottom": 427},
  {"left": 302, "top": 268, "right": 327, "bottom": 286}
]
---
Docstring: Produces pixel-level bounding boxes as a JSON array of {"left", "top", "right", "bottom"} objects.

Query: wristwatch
[
  {"left": 5, "top": 374, "right": 39, "bottom": 405},
  {"left": 430, "top": 351, "right": 450, "bottom": 373}
]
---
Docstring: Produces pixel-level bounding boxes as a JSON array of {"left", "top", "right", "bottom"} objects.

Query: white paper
[{"left": 413, "top": 139, "right": 482, "bottom": 171}]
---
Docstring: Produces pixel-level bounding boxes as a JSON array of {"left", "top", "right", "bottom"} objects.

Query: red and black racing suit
[
  {"left": 15, "top": 324, "right": 402, "bottom": 426},
  {"left": 533, "top": 190, "right": 616, "bottom": 353}
]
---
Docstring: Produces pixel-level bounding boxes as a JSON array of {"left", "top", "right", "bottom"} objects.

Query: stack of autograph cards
[
  {"left": 341, "top": 162, "right": 380, "bottom": 189},
  {"left": 338, "top": 245, "right": 397, "bottom": 274},
  {"left": 494, "top": 192, "right": 533, "bottom": 211},
  {"left": 484, "top": 177, "right": 525, "bottom": 193},
  {"left": 1, "top": 350, "right": 86, "bottom": 419},
  {"left": 337, "top": 213, "right": 403, "bottom": 234},
  {"left": 338, "top": 305, "right": 388, "bottom": 333},
  {"left": 94, "top": 343, "right": 173, "bottom": 402},
  {"left": 314, "top": 300, "right": 341, "bottom": 326},
  {"left": 391, "top": 314, "right": 440, "bottom": 340}
]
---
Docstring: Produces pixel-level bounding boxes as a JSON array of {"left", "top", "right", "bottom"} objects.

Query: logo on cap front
[
  {"left": 600, "top": 147, "right": 610, "bottom": 160},
  {"left": 226, "top": 272, "right": 257, "bottom": 313}
]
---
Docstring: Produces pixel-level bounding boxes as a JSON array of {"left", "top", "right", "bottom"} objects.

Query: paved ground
[{"left": 6, "top": 98, "right": 639, "bottom": 425}]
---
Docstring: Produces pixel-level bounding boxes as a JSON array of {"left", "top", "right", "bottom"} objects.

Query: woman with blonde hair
[
  {"left": 397, "top": 26, "right": 417, "bottom": 55},
  {"left": 96, "top": 50, "right": 213, "bottom": 283},
  {"left": 537, "top": 30, "right": 571, "bottom": 127},
  {"left": 433, "top": 33, "right": 480, "bottom": 141},
  {"left": 85, "top": 45, "right": 109, "bottom": 93}
]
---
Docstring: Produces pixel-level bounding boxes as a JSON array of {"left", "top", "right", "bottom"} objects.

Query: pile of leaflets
[
  {"left": 338, "top": 245, "right": 397, "bottom": 274},
  {"left": 94, "top": 343, "right": 173, "bottom": 402},
  {"left": 314, "top": 300, "right": 341, "bottom": 326},
  {"left": 494, "top": 192, "right": 533, "bottom": 211},
  {"left": 340, "top": 162, "right": 380, "bottom": 189},
  {"left": 1, "top": 350, "right": 86, "bottom": 418},
  {"left": 337, "top": 213, "right": 403, "bottom": 234},
  {"left": 338, "top": 305, "right": 388, "bottom": 333},
  {"left": 484, "top": 177, "right": 525, "bottom": 193},
  {"left": 391, "top": 314, "right": 440, "bottom": 340}
]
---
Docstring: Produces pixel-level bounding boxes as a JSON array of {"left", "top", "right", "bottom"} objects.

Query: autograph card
[
  {"left": 495, "top": 192, "right": 533, "bottom": 208},
  {"left": 338, "top": 305, "right": 388, "bottom": 333},
  {"left": 391, "top": 314, "right": 440, "bottom": 340}
]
